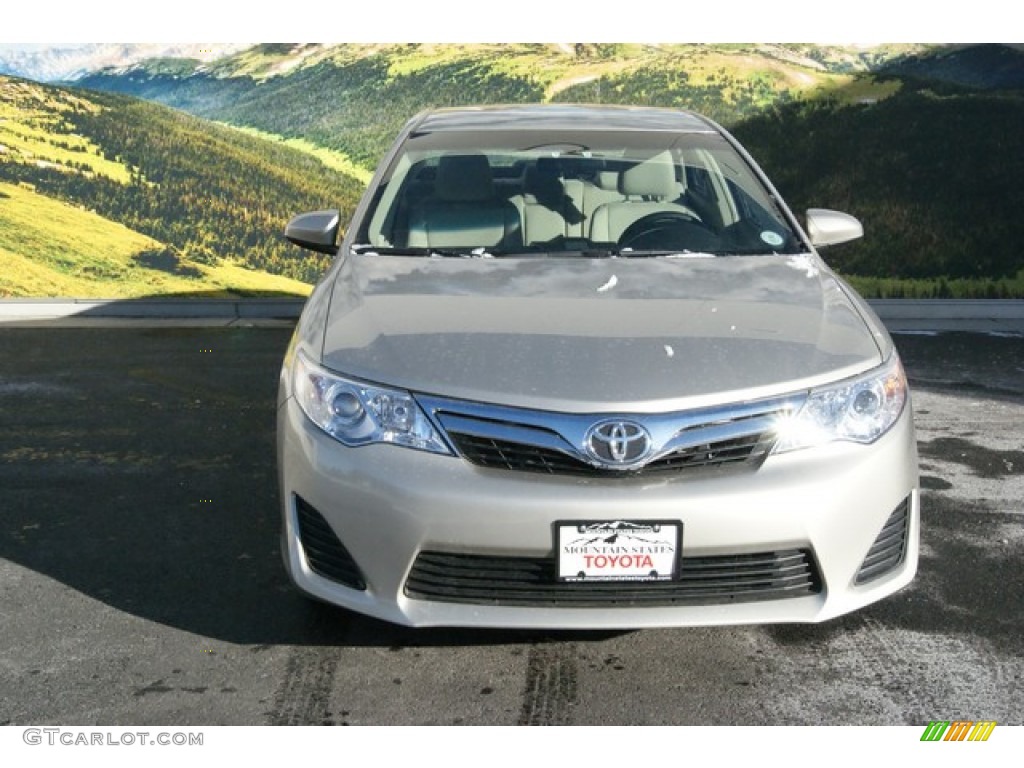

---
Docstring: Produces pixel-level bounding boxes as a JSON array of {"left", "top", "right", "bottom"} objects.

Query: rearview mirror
[
  {"left": 284, "top": 209, "right": 341, "bottom": 255},
  {"left": 806, "top": 209, "right": 863, "bottom": 248}
]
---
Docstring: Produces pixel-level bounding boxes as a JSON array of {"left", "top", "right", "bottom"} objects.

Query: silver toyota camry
[{"left": 277, "top": 104, "right": 919, "bottom": 628}]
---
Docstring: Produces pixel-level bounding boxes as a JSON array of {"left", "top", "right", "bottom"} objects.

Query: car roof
[{"left": 410, "top": 104, "right": 719, "bottom": 134}]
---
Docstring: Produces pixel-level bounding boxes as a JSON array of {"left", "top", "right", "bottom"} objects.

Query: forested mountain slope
[
  {"left": 75, "top": 43, "right": 1024, "bottom": 290},
  {"left": 0, "top": 75, "right": 364, "bottom": 295}
]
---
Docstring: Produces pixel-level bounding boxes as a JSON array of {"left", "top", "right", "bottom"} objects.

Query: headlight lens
[
  {"left": 773, "top": 354, "right": 908, "bottom": 453},
  {"left": 292, "top": 351, "right": 451, "bottom": 455}
]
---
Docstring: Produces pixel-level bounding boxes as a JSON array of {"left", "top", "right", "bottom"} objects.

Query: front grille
[
  {"left": 406, "top": 549, "right": 821, "bottom": 607},
  {"left": 295, "top": 496, "right": 366, "bottom": 590},
  {"left": 448, "top": 432, "right": 767, "bottom": 477},
  {"left": 449, "top": 433, "right": 594, "bottom": 475},
  {"left": 420, "top": 392, "right": 798, "bottom": 479},
  {"left": 855, "top": 496, "right": 911, "bottom": 585}
]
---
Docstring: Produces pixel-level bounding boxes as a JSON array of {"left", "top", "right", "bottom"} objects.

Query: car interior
[{"left": 362, "top": 144, "right": 797, "bottom": 256}]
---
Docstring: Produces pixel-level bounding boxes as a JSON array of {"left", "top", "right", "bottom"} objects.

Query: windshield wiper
[
  {"left": 619, "top": 249, "right": 718, "bottom": 259},
  {"left": 543, "top": 248, "right": 621, "bottom": 259},
  {"left": 577, "top": 248, "right": 718, "bottom": 259},
  {"left": 352, "top": 244, "right": 723, "bottom": 259},
  {"left": 553, "top": 247, "right": 720, "bottom": 259},
  {"left": 350, "top": 245, "right": 495, "bottom": 258}
]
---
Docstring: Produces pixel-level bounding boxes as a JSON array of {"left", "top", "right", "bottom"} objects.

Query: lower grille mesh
[
  {"left": 855, "top": 497, "right": 911, "bottom": 585},
  {"left": 406, "top": 548, "right": 821, "bottom": 607},
  {"left": 295, "top": 496, "right": 366, "bottom": 590}
]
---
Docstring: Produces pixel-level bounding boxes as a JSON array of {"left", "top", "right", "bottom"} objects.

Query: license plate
[{"left": 556, "top": 521, "right": 681, "bottom": 582}]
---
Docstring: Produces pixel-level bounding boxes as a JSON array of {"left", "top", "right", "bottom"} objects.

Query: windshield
[{"left": 355, "top": 128, "right": 804, "bottom": 257}]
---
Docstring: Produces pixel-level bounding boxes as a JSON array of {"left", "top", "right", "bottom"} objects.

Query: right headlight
[
  {"left": 292, "top": 350, "right": 451, "bottom": 455},
  {"left": 773, "top": 353, "right": 908, "bottom": 453}
]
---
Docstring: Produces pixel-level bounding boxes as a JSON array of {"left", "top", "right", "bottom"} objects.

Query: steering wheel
[{"left": 617, "top": 211, "right": 716, "bottom": 252}]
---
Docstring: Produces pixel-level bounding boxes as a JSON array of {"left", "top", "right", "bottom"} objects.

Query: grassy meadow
[{"left": 0, "top": 181, "right": 311, "bottom": 298}]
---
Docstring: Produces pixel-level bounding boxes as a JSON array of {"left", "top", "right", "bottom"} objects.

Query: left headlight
[
  {"left": 773, "top": 353, "right": 908, "bottom": 453},
  {"left": 292, "top": 350, "right": 451, "bottom": 455}
]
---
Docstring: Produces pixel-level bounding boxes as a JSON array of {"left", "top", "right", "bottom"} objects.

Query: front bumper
[{"left": 277, "top": 396, "right": 919, "bottom": 629}]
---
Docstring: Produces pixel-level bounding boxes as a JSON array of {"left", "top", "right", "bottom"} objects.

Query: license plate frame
[{"left": 556, "top": 520, "right": 681, "bottom": 582}]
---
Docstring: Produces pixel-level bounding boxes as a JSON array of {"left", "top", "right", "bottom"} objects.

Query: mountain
[
  {"left": 81, "top": 42, "right": 1023, "bottom": 173},
  {"left": 880, "top": 44, "right": 1024, "bottom": 90},
  {"left": 0, "top": 44, "right": 249, "bottom": 83},
  {"left": 6, "top": 44, "right": 1024, "bottom": 297},
  {"left": 733, "top": 84, "right": 1024, "bottom": 285},
  {"left": 0, "top": 180, "right": 311, "bottom": 299},
  {"left": 76, "top": 43, "right": 925, "bottom": 169},
  {"left": 72, "top": 43, "right": 1024, "bottom": 290},
  {"left": 0, "top": 74, "right": 365, "bottom": 297}
]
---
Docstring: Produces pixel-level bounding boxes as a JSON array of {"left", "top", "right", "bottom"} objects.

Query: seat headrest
[
  {"left": 595, "top": 170, "right": 619, "bottom": 191},
  {"left": 435, "top": 154, "right": 495, "bottom": 202},
  {"left": 620, "top": 153, "right": 676, "bottom": 198}
]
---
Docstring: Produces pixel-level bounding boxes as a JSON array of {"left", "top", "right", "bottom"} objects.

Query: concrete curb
[
  {"left": 0, "top": 298, "right": 306, "bottom": 320},
  {"left": 0, "top": 298, "right": 1022, "bottom": 331},
  {"left": 867, "top": 299, "right": 1024, "bottom": 320}
]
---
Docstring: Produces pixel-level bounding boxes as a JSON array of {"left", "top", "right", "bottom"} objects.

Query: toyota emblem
[{"left": 584, "top": 420, "right": 652, "bottom": 468}]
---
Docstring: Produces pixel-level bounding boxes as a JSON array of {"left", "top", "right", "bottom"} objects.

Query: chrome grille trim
[{"left": 417, "top": 393, "right": 802, "bottom": 476}]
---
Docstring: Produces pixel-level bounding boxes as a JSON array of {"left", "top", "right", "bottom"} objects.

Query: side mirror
[
  {"left": 806, "top": 209, "right": 863, "bottom": 248},
  {"left": 284, "top": 209, "right": 341, "bottom": 255}
]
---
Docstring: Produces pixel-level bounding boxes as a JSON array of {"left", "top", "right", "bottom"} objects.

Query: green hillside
[
  {"left": 733, "top": 82, "right": 1024, "bottom": 284},
  {"left": 73, "top": 43, "right": 1024, "bottom": 294},
  {"left": 0, "top": 75, "right": 365, "bottom": 295},
  {"left": 0, "top": 181, "right": 311, "bottom": 298},
  {"left": 81, "top": 43, "right": 897, "bottom": 169},
  {"left": 880, "top": 44, "right": 1024, "bottom": 90}
]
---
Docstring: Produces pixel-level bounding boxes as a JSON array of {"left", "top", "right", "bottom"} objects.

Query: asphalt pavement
[{"left": 0, "top": 323, "right": 1021, "bottom": 726}]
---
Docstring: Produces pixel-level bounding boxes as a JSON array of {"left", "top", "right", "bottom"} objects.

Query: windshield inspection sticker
[{"left": 760, "top": 230, "right": 785, "bottom": 247}]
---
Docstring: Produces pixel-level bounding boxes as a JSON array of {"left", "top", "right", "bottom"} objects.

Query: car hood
[{"left": 320, "top": 253, "right": 884, "bottom": 412}]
